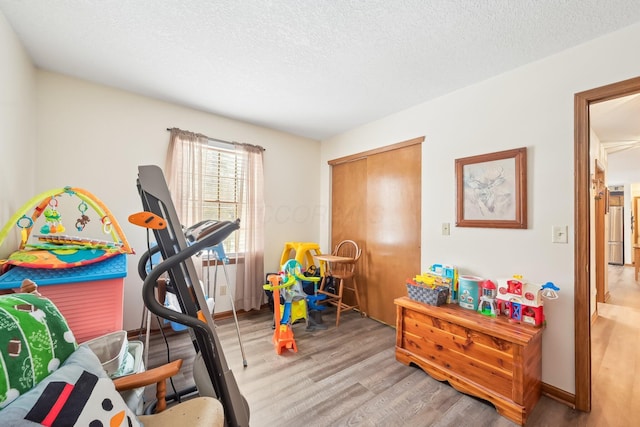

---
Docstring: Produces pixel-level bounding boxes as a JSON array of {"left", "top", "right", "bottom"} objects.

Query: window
[
  {"left": 166, "top": 127, "right": 265, "bottom": 311},
  {"left": 199, "top": 145, "right": 244, "bottom": 256}
]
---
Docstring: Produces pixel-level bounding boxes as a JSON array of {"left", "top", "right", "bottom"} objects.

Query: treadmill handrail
[{"left": 141, "top": 219, "right": 239, "bottom": 329}]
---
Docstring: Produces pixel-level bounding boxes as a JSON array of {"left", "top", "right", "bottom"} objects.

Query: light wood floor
[
  {"left": 141, "top": 267, "right": 640, "bottom": 426},
  {"left": 587, "top": 265, "right": 640, "bottom": 427}
]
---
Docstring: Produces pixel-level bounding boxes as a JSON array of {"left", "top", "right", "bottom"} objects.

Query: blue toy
[{"left": 279, "top": 259, "right": 328, "bottom": 331}]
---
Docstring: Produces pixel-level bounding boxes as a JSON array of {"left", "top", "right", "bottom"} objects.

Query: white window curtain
[{"left": 165, "top": 128, "right": 265, "bottom": 311}]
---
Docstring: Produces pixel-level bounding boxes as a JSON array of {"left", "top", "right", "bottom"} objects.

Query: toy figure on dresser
[
  {"left": 458, "top": 275, "right": 483, "bottom": 310},
  {"left": 541, "top": 281, "right": 560, "bottom": 299},
  {"left": 496, "top": 276, "right": 560, "bottom": 327},
  {"left": 477, "top": 279, "right": 498, "bottom": 316}
]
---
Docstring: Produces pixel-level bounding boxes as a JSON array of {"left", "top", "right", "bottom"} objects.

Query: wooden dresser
[{"left": 395, "top": 296, "right": 543, "bottom": 426}]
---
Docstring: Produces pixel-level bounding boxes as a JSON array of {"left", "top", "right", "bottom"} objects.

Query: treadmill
[{"left": 136, "top": 164, "right": 250, "bottom": 427}]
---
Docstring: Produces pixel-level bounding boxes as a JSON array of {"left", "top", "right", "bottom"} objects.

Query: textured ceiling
[
  {"left": 591, "top": 94, "right": 640, "bottom": 154},
  {"left": 2, "top": 0, "right": 640, "bottom": 140}
]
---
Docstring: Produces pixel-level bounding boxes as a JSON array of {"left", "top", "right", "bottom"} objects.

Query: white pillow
[{"left": 1, "top": 345, "right": 141, "bottom": 427}]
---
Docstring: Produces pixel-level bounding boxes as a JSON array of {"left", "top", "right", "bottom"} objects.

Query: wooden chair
[
  {"left": 113, "top": 359, "right": 224, "bottom": 426},
  {"left": 112, "top": 280, "right": 225, "bottom": 426},
  {"left": 317, "top": 240, "right": 362, "bottom": 327}
]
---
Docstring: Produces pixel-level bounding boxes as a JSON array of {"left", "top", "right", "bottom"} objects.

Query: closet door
[
  {"left": 331, "top": 159, "right": 368, "bottom": 310},
  {"left": 330, "top": 138, "right": 422, "bottom": 326}
]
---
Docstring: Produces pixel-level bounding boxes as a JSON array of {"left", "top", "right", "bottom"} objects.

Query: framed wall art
[{"left": 455, "top": 147, "right": 527, "bottom": 229}]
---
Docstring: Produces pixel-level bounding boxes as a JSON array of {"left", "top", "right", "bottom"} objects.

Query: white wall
[
  {"left": 31, "top": 71, "right": 320, "bottom": 331},
  {"left": 319, "top": 22, "right": 640, "bottom": 394},
  {"left": 608, "top": 147, "right": 640, "bottom": 184},
  {"left": 0, "top": 12, "right": 37, "bottom": 258}
]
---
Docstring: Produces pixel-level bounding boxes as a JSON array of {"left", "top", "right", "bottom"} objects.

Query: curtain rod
[{"left": 166, "top": 127, "right": 265, "bottom": 151}]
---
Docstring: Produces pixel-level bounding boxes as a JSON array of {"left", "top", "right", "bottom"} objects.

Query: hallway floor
[{"left": 586, "top": 265, "right": 640, "bottom": 426}]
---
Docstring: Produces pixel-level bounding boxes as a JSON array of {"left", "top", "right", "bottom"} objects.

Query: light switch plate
[
  {"left": 552, "top": 225, "right": 568, "bottom": 243},
  {"left": 442, "top": 223, "right": 450, "bottom": 236}
]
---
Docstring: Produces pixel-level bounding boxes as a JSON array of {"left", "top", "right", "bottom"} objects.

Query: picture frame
[{"left": 455, "top": 147, "right": 527, "bottom": 229}]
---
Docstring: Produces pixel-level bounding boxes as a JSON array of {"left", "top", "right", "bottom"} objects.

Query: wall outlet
[{"left": 219, "top": 286, "right": 227, "bottom": 296}]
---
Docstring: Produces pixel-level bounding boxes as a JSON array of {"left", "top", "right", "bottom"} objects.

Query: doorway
[{"left": 574, "top": 75, "right": 640, "bottom": 411}]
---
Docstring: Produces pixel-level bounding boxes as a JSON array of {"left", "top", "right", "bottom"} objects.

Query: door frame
[
  {"left": 574, "top": 75, "right": 640, "bottom": 411},
  {"left": 634, "top": 197, "right": 640, "bottom": 248},
  {"left": 594, "top": 161, "right": 606, "bottom": 305}
]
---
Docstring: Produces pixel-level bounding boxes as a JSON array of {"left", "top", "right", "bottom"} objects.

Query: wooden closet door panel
[
  {"left": 366, "top": 144, "right": 421, "bottom": 325},
  {"left": 331, "top": 159, "right": 368, "bottom": 310}
]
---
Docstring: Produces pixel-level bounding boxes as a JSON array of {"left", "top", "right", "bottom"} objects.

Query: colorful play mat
[{"left": 0, "top": 187, "right": 133, "bottom": 273}]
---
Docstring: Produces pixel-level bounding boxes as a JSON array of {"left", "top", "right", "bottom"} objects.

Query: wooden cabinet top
[{"left": 395, "top": 296, "right": 543, "bottom": 345}]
